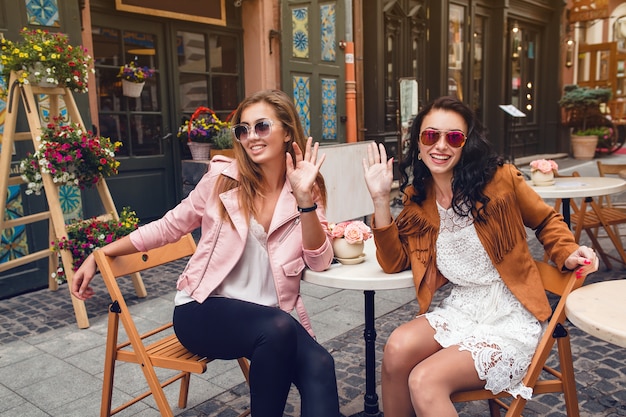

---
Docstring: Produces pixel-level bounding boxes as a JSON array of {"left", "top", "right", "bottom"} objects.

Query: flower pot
[
  {"left": 122, "top": 79, "right": 145, "bottom": 97},
  {"left": 530, "top": 170, "right": 555, "bottom": 186},
  {"left": 27, "top": 63, "right": 57, "bottom": 88},
  {"left": 570, "top": 134, "right": 598, "bottom": 160},
  {"left": 332, "top": 238, "right": 365, "bottom": 262},
  {"left": 187, "top": 142, "right": 212, "bottom": 160}
]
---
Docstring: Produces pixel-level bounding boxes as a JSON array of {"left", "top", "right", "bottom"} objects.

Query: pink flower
[
  {"left": 326, "top": 220, "right": 372, "bottom": 243},
  {"left": 529, "top": 159, "right": 558, "bottom": 174}
]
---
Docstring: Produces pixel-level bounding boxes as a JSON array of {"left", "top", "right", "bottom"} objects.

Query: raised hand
[
  {"left": 286, "top": 137, "right": 325, "bottom": 206},
  {"left": 363, "top": 142, "right": 394, "bottom": 202},
  {"left": 362, "top": 141, "right": 394, "bottom": 228}
]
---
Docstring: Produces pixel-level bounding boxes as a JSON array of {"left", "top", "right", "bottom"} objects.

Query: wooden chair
[
  {"left": 451, "top": 260, "right": 585, "bottom": 416},
  {"left": 94, "top": 234, "right": 251, "bottom": 417},
  {"left": 596, "top": 161, "right": 626, "bottom": 213}
]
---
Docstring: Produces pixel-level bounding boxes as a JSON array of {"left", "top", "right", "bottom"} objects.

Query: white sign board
[{"left": 318, "top": 141, "right": 375, "bottom": 224}]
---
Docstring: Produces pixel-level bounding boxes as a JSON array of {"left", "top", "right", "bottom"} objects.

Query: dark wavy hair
[{"left": 399, "top": 96, "right": 503, "bottom": 222}]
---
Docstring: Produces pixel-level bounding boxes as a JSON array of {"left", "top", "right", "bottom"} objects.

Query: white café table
[
  {"left": 565, "top": 280, "right": 626, "bottom": 348},
  {"left": 527, "top": 176, "right": 626, "bottom": 227},
  {"left": 303, "top": 239, "right": 414, "bottom": 417}
]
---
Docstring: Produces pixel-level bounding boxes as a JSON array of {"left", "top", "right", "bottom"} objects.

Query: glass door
[{"left": 91, "top": 16, "right": 176, "bottom": 222}]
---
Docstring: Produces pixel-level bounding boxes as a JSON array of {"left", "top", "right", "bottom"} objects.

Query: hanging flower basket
[
  {"left": 187, "top": 141, "right": 213, "bottom": 160},
  {"left": 122, "top": 79, "right": 145, "bottom": 97}
]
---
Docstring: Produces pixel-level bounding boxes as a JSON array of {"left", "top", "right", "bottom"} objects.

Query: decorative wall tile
[
  {"left": 25, "top": 0, "right": 60, "bottom": 27},
  {"left": 320, "top": 3, "right": 336, "bottom": 62},
  {"left": 321, "top": 78, "right": 338, "bottom": 140},
  {"left": 1, "top": 186, "right": 29, "bottom": 263},
  {"left": 292, "top": 7, "right": 309, "bottom": 58},
  {"left": 293, "top": 75, "right": 311, "bottom": 137}
]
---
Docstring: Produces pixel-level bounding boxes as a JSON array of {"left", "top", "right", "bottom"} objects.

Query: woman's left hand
[
  {"left": 287, "top": 137, "right": 325, "bottom": 206},
  {"left": 564, "top": 245, "right": 600, "bottom": 279}
]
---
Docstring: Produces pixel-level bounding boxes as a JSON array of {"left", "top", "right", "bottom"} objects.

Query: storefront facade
[{"left": 0, "top": 0, "right": 593, "bottom": 297}]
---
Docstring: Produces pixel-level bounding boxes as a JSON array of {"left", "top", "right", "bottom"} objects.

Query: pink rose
[
  {"left": 530, "top": 159, "right": 558, "bottom": 174},
  {"left": 343, "top": 223, "right": 365, "bottom": 244}
]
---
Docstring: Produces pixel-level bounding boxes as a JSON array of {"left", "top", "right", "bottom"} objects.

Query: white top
[
  {"left": 527, "top": 177, "right": 626, "bottom": 199},
  {"left": 565, "top": 280, "right": 626, "bottom": 348},
  {"left": 302, "top": 239, "right": 414, "bottom": 291},
  {"left": 175, "top": 217, "right": 278, "bottom": 307}
]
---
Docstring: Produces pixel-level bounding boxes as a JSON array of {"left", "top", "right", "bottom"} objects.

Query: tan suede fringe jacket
[{"left": 372, "top": 164, "right": 579, "bottom": 322}]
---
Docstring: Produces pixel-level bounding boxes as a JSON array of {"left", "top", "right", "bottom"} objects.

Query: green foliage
[
  {"left": 559, "top": 84, "right": 612, "bottom": 131},
  {"left": 212, "top": 128, "right": 234, "bottom": 149}
]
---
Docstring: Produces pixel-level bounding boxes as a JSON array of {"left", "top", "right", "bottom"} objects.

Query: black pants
[{"left": 173, "top": 297, "right": 340, "bottom": 417}]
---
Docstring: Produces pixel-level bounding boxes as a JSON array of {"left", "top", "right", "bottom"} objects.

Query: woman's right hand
[
  {"left": 71, "top": 253, "right": 98, "bottom": 300},
  {"left": 362, "top": 142, "right": 395, "bottom": 228},
  {"left": 362, "top": 142, "right": 394, "bottom": 202}
]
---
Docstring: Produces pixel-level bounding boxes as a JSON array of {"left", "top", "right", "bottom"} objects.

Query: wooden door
[{"left": 281, "top": 0, "right": 346, "bottom": 143}]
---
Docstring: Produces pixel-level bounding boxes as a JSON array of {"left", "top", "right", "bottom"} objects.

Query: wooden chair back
[
  {"left": 596, "top": 161, "right": 626, "bottom": 212},
  {"left": 95, "top": 233, "right": 251, "bottom": 417},
  {"left": 451, "top": 260, "right": 585, "bottom": 416}
]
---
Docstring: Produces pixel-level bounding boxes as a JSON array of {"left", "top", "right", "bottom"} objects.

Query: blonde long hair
[{"left": 216, "top": 89, "right": 327, "bottom": 222}]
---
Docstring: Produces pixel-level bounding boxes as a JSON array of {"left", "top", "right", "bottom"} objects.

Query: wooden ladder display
[{"left": 0, "top": 71, "right": 146, "bottom": 328}]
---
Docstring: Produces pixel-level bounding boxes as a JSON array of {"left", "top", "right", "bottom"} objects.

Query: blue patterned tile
[
  {"left": 1, "top": 186, "right": 29, "bottom": 262},
  {"left": 293, "top": 76, "right": 311, "bottom": 137},
  {"left": 25, "top": 0, "right": 60, "bottom": 27},
  {"left": 292, "top": 7, "right": 309, "bottom": 58},
  {"left": 321, "top": 78, "right": 337, "bottom": 140},
  {"left": 320, "top": 3, "right": 336, "bottom": 62}
]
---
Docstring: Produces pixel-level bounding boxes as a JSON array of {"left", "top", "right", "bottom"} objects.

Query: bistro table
[
  {"left": 527, "top": 176, "right": 626, "bottom": 227},
  {"left": 565, "top": 280, "right": 626, "bottom": 348},
  {"left": 303, "top": 239, "right": 414, "bottom": 417}
]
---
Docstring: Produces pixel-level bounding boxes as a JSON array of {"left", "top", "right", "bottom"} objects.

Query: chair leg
[
  {"left": 237, "top": 357, "right": 251, "bottom": 385},
  {"left": 101, "top": 311, "right": 119, "bottom": 417},
  {"left": 178, "top": 372, "right": 191, "bottom": 409},
  {"left": 488, "top": 399, "right": 502, "bottom": 416},
  {"left": 557, "top": 335, "right": 581, "bottom": 417}
]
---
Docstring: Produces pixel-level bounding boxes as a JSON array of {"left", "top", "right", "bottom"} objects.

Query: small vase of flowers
[
  {"left": 19, "top": 118, "right": 122, "bottom": 195},
  {"left": 117, "top": 61, "right": 155, "bottom": 97},
  {"left": 326, "top": 220, "right": 372, "bottom": 264},
  {"left": 529, "top": 159, "right": 558, "bottom": 186}
]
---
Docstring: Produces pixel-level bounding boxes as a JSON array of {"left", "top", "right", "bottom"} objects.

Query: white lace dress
[{"left": 424, "top": 202, "right": 545, "bottom": 399}]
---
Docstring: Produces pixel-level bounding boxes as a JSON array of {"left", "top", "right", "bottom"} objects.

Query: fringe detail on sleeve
[
  {"left": 474, "top": 193, "right": 527, "bottom": 263},
  {"left": 395, "top": 204, "right": 438, "bottom": 266}
]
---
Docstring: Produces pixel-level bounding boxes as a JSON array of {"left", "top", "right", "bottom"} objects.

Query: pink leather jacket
[{"left": 129, "top": 156, "right": 334, "bottom": 336}]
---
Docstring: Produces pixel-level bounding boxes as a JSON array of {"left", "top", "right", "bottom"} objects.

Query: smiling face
[
  {"left": 418, "top": 109, "right": 467, "bottom": 180},
  {"left": 237, "top": 101, "right": 291, "bottom": 167}
]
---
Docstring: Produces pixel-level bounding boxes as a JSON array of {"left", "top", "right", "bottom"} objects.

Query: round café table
[
  {"left": 565, "top": 280, "right": 626, "bottom": 348},
  {"left": 303, "top": 239, "right": 414, "bottom": 417},
  {"left": 527, "top": 176, "right": 626, "bottom": 226}
]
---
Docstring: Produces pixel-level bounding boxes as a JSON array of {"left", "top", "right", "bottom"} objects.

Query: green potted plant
[
  {"left": 559, "top": 84, "right": 612, "bottom": 160},
  {"left": 210, "top": 125, "right": 235, "bottom": 158},
  {"left": 0, "top": 27, "right": 93, "bottom": 97}
]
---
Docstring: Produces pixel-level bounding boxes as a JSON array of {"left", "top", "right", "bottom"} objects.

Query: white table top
[
  {"left": 303, "top": 240, "right": 415, "bottom": 291},
  {"left": 565, "top": 280, "right": 626, "bottom": 348},
  {"left": 526, "top": 176, "right": 626, "bottom": 199}
]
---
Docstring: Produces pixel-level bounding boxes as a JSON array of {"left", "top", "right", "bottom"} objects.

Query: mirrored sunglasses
[
  {"left": 419, "top": 129, "right": 466, "bottom": 148},
  {"left": 231, "top": 119, "right": 275, "bottom": 142}
]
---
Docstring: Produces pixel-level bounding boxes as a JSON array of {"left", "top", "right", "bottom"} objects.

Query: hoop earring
[{"left": 418, "top": 153, "right": 422, "bottom": 161}]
